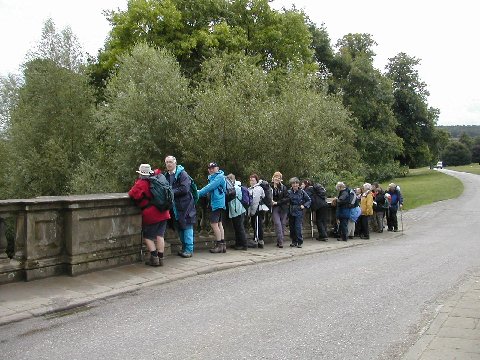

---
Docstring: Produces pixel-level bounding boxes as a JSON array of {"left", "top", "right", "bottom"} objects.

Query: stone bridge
[{"left": 0, "top": 194, "right": 336, "bottom": 284}]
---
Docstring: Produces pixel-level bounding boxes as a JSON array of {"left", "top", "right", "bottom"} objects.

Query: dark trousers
[
  {"left": 251, "top": 212, "right": 264, "bottom": 243},
  {"left": 360, "top": 215, "right": 370, "bottom": 238},
  {"left": 315, "top": 207, "right": 329, "bottom": 239},
  {"left": 339, "top": 217, "right": 348, "bottom": 241},
  {"left": 289, "top": 215, "right": 304, "bottom": 245},
  {"left": 231, "top": 213, "right": 247, "bottom": 247},
  {"left": 387, "top": 208, "right": 398, "bottom": 230}
]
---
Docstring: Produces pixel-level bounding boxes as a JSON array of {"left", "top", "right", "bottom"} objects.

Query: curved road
[{"left": 1, "top": 169, "right": 479, "bottom": 360}]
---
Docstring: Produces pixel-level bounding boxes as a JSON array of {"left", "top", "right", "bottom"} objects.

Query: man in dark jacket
[
  {"left": 333, "top": 181, "right": 350, "bottom": 241},
  {"left": 386, "top": 182, "right": 403, "bottom": 232},
  {"left": 287, "top": 177, "right": 311, "bottom": 248},
  {"left": 164, "top": 156, "right": 197, "bottom": 258}
]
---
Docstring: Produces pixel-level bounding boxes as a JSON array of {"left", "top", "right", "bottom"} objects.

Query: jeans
[
  {"left": 373, "top": 211, "right": 385, "bottom": 231},
  {"left": 315, "top": 207, "right": 329, "bottom": 239},
  {"left": 289, "top": 215, "right": 304, "bottom": 245},
  {"left": 272, "top": 206, "right": 288, "bottom": 245},
  {"left": 231, "top": 213, "right": 247, "bottom": 247},
  {"left": 178, "top": 225, "right": 194, "bottom": 253}
]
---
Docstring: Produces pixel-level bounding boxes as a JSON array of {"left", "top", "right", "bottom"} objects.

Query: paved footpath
[{"left": 1, "top": 218, "right": 479, "bottom": 359}]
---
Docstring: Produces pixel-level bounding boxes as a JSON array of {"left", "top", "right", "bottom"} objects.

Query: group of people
[
  {"left": 333, "top": 182, "right": 404, "bottom": 242},
  {"left": 128, "top": 158, "right": 403, "bottom": 267}
]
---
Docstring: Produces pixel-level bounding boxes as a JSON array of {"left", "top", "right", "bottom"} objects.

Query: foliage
[
  {"left": 386, "top": 52, "right": 439, "bottom": 168},
  {"left": 328, "top": 33, "right": 403, "bottom": 172},
  {"left": 458, "top": 132, "right": 474, "bottom": 150},
  {"left": 441, "top": 141, "right": 472, "bottom": 166},
  {"left": 472, "top": 144, "right": 480, "bottom": 163},
  {"left": 26, "top": 18, "right": 85, "bottom": 73},
  {"left": 73, "top": 43, "right": 191, "bottom": 193},
  {"left": 92, "top": 0, "right": 315, "bottom": 87},
  {"left": 6, "top": 59, "right": 95, "bottom": 198},
  {"left": 381, "top": 168, "right": 463, "bottom": 210},
  {"left": 436, "top": 125, "right": 480, "bottom": 139},
  {"left": 185, "top": 53, "right": 359, "bottom": 186}
]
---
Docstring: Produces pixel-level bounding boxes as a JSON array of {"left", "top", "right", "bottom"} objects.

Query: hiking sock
[{"left": 151, "top": 250, "right": 158, "bottom": 257}]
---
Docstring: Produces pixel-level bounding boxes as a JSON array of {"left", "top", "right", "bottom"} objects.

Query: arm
[
  {"left": 173, "top": 171, "right": 190, "bottom": 197},
  {"left": 198, "top": 174, "right": 224, "bottom": 197}
]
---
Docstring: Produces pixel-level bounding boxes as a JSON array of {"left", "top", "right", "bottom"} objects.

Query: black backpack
[
  {"left": 148, "top": 173, "right": 174, "bottom": 211},
  {"left": 310, "top": 183, "right": 328, "bottom": 210},
  {"left": 347, "top": 188, "right": 357, "bottom": 208},
  {"left": 258, "top": 180, "right": 272, "bottom": 210}
]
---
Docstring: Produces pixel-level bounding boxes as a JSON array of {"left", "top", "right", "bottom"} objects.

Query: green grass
[
  {"left": 381, "top": 168, "right": 463, "bottom": 210},
  {"left": 445, "top": 163, "right": 480, "bottom": 175}
]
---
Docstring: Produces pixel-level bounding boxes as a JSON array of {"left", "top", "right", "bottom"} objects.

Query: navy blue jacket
[
  {"left": 164, "top": 165, "right": 196, "bottom": 229},
  {"left": 288, "top": 189, "right": 311, "bottom": 217}
]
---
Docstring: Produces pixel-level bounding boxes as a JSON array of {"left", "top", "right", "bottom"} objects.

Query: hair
[
  {"left": 302, "top": 179, "right": 312, "bottom": 187},
  {"left": 164, "top": 155, "right": 177, "bottom": 164},
  {"left": 272, "top": 171, "right": 283, "bottom": 181},
  {"left": 249, "top": 173, "right": 259, "bottom": 183},
  {"left": 388, "top": 183, "right": 396, "bottom": 189},
  {"left": 289, "top": 177, "right": 300, "bottom": 184},
  {"left": 363, "top": 183, "right": 372, "bottom": 191},
  {"left": 227, "top": 173, "right": 236, "bottom": 182},
  {"left": 335, "top": 181, "right": 346, "bottom": 190}
]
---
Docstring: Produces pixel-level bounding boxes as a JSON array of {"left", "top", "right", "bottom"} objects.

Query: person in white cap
[{"left": 128, "top": 164, "right": 171, "bottom": 266}]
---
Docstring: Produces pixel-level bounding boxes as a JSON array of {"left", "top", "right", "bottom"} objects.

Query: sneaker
[
  {"left": 296, "top": 244, "right": 302, "bottom": 248},
  {"left": 179, "top": 252, "right": 192, "bottom": 258},
  {"left": 258, "top": 243, "right": 264, "bottom": 249},
  {"left": 290, "top": 243, "right": 297, "bottom": 247},
  {"left": 393, "top": 229, "right": 398, "bottom": 232}
]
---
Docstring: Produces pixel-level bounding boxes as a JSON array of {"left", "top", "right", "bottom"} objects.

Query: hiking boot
[
  {"left": 149, "top": 256, "right": 161, "bottom": 267},
  {"left": 290, "top": 243, "right": 297, "bottom": 247},
  {"left": 247, "top": 241, "right": 258, "bottom": 248},
  {"left": 221, "top": 243, "right": 227, "bottom": 253},
  {"left": 296, "top": 244, "right": 303, "bottom": 248},
  {"left": 257, "top": 243, "right": 264, "bottom": 249},
  {"left": 210, "top": 242, "right": 223, "bottom": 253},
  {"left": 179, "top": 252, "right": 192, "bottom": 258}
]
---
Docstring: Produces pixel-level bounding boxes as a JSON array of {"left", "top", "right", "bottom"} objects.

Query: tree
[
  {"left": 458, "top": 132, "right": 474, "bottom": 150},
  {"left": 27, "top": 18, "right": 85, "bottom": 73},
  {"left": 442, "top": 141, "right": 471, "bottom": 166},
  {"left": 386, "top": 52, "right": 439, "bottom": 168},
  {"left": 91, "top": 0, "right": 315, "bottom": 87},
  {"left": 7, "top": 59, "right": 95, "bottom": 198},
  {"left": 328, "top": 33, "right": 403, "bottom": 176},
  {"left": 471, "top": 144, "right": 480, "bottom": 163},
  {"left": 73, "top": 43, "right": 191, "bottom": 193}
]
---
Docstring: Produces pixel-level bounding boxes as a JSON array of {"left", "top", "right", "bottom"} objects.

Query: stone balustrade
[{"left": 0, "top": 194, "right": 336, "bottom": 284}]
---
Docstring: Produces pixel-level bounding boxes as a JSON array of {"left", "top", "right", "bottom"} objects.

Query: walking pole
[{"left": 400, "top": 207, "right": 404, "bottom": 234}]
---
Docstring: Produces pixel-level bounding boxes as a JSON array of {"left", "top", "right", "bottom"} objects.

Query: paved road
[{"left": 1, "top": 169, "right": 479, "bottom": 360}]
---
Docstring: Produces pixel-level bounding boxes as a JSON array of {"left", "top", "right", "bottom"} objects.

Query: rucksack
[
  {"left": 224, "top": 176, "right": 237, "bottom": 202},
  {"left": 240, "top": 185, "right": 252, "bottom": 209},
  {"left": 258, "top": 180, "right": 272, "bottom": 210},
  {"left": 189, "top": 176, "right": 199, "bottom": 203},
  {"left": 347, "top": 189, "right": 357, "bottom": 208},
  {"left": 311, "top": 183, "right": 328, "bottom": 210},
  {"left": 148, "top": 173, "right": 174, "bottom": 211}
]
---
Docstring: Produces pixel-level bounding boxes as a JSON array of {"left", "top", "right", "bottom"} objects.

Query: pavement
[{"left": 0, "top": 223, "right": 479, "bottom": 359}]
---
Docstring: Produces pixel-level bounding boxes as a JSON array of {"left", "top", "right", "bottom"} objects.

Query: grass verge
[
  {"left": 381, "top": 168, "right": 463, "bottom": 210},
  {"left": 445, "top": 163, "right": 480, "bottom": 175}
]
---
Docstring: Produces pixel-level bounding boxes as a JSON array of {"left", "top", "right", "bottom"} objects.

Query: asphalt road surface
[{"left": 1, "top": 169, "right": 479, "bottom": 360}]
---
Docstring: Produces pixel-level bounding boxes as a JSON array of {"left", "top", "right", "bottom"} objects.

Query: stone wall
[{"left": 0, "top": 194, "right": 336, "bottom": 284}]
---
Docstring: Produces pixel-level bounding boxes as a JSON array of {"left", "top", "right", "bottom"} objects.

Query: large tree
[
  {"left": 386, "top": 52, "right": 439, "bottom": 168},
  {"left": 329, "top": 33, "right": 403, "bottom": 177},
  {"left": 91, "top": 0, "right": 314, "bottom": 87},
  {"left": 73, "top": 43, "right": 191, "bottom": 193}
]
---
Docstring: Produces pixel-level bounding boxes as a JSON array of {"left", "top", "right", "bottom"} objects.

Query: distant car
[{"left": 434, "top": 161, "right": 443, "bottom": 169}]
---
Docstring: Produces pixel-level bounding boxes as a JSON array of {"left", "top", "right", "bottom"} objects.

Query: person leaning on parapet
[
  {"left": 226, "top": 173, "right": 248, "bottom": 250},
  {"left": 386, "top": 183, "right": 403, "bottom": 232},
  {"left": 164, "top": 155, "right": 196, "bottom": 258},
  {"left": 332, "top": 181, "right": 350, "bottom": 242},
  {"left": 271, "top": 171, "right": 289, "bottom": 248},
  {"left": 128, "top": 164, "right": 171, "bottom": 267},
  {"left": 197, "top": 162, "right": 227, "bottom": 253},
  {"left": 248, "top": 174, "right": 270, "bottom": 249},
  {"left": 359, "top": 183, "right": 374, "bottom": 239},
  {"left": 287, "top": 177, "right": 311, "bottom": 248}
]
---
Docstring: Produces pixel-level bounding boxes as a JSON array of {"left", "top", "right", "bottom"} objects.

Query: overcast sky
[{"left": 1, "top": 0, "right": 478, "bottom": 126}]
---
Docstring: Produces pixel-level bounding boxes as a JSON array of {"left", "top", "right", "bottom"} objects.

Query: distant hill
[{"left": 437, "top": 125, "right": 480, "bottom": 139}]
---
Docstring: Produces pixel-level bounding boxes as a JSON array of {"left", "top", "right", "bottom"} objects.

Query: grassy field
[
  {"left": 445, "top": 163, "right": 480, "bottom": 175},
  {"left": 381, "top": 168, "right": 464, "bottom": 210}
]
